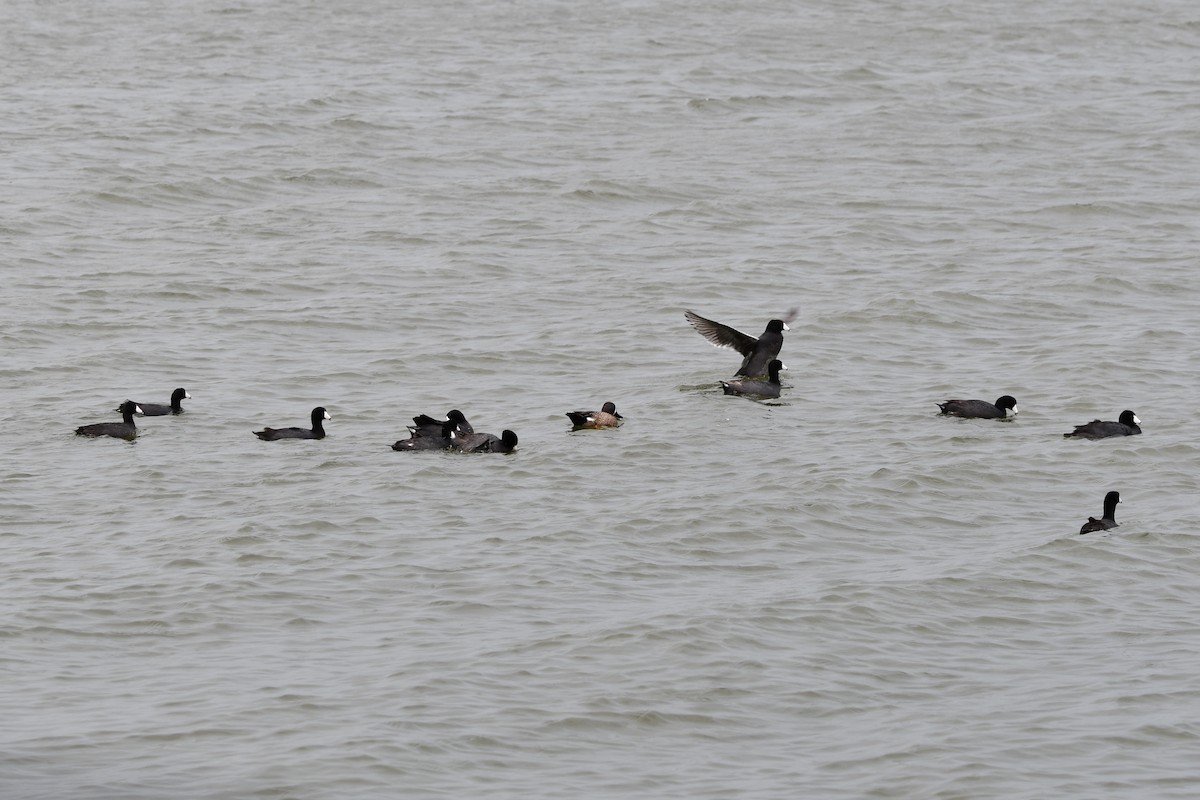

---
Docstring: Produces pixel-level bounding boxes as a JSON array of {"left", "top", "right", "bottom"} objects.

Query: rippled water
[{"left": 4, "top": 1, "right": 1200, "bottom": 798}]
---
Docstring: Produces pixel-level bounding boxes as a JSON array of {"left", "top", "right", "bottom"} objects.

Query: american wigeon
[{"left": 566, "top": 402, "right": 623, "bottom": 429}]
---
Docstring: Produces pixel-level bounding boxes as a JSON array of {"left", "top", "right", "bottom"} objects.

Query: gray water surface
[{"left": 4, "top": 1, "right": 1200, "bottom": 798}]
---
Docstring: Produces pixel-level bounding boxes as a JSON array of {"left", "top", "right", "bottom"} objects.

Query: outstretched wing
[{"left": 684, "top": 310, "right": 757, "bottom": 356}]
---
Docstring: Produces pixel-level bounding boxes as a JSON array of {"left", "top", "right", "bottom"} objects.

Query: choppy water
[{"left": 4, "top": 1, "right": 1200, "bottom": 798}]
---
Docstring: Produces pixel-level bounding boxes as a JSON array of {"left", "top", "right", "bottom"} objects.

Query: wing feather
[{"left": 684, "top": 310, "right": 757, "bottom": 356}]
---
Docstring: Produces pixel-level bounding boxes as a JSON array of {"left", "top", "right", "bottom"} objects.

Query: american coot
[
  {"left": 937, "top": 395, "right": 1018, "bottom": 419},
  {"left": 410, "top": 410, "right": 473, "bottom": 437},
  {"left": 685, "top": 308, "right": 797, "bottom": 378},
  {"left": 119, "top": 387, "right": 190, "bottom": 416},
  {"left": 720, "top": 360, "right": 787, "bottom": 398},
  {"left": 392, "top": 415, "right": 462, "bottom": 451},
  {"left": 566, "top": 402, "right": 622, "bottom": 429},
  {"left": 78, "top": 401, "right": 143, "bottom": 441},
  {"left": 1064, "top": 410, "right": 1141, "bottom": 439},
  {"left": 392, "top": 410, "right": 474, "bottom": 451},
  {"left": 254, "top": 407, "right": 330, "bottom": 441},
  {"left": 1079, "top": 491, "right": 1120, "bottom": 534},
  {"left": 449, "top": 429, "right": 519, "bottom": 453}
]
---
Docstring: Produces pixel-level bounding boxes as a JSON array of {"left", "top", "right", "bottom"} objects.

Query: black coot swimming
[
  {"left": 720, "top": 360, "right": 787, "bottom": 398},
  {"left": 1064, "top": 410, "right": 1141, "bottom": 439},
  {"left": 449, "top": 429, "right": 518, "bottom": 453},
  {"left": 119, "top": 387, "right": 190, "bottom": 416},
  {"left": 78, "top": 401, "right": 142, "bottom": 441},
  {"left": 393, "top": 418, "right": 454, "bottom": 451},
  {"left": 392, "top": 410, "right": 473, "bottom": 451},
  {"left": 411, "top": 410, "right": 473, "bottom": 437},
  {"left": 254, "top": 407, "right": 330, "bottom": 441},
  {"left": 1079, "top": 491, "right": 1120, "bottom": 534},
  {"left": 685, "top": 308, "right": 797, "bottom": 378},
  {"left": 566, "top": 402, "right": 622, "bottom": 429},
  {"left": 937, "top": 395, "right": 1018, "bottom": 419}
]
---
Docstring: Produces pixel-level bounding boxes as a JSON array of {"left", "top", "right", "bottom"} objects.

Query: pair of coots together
[
  {"left": 685, "top": 309, "right": 795, "bottom": 399},
  {"left": 390, "top": 409, "right": 518, "bottom": 454},
  {"left": 936, "top": 395, "right": 1141, "bottom": 440},
  {"left": 74, "top": 388, "right": 191, "bottom": 441}
]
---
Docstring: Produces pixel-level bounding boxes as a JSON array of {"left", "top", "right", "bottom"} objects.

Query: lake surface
[{"left": 4, "top": 1, "right": 1200, "bottom": 798}]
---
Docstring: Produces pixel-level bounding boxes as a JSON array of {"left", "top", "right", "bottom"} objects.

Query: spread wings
[{"left": 684, "top": 310, "right": 758, "bottom": 356}]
